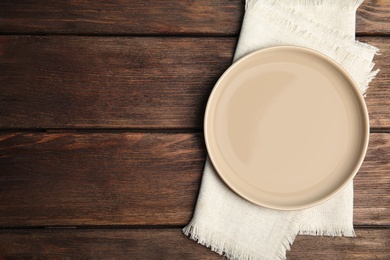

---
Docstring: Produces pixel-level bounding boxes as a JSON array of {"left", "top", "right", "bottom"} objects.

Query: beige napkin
[{"left": 183, "top": 0, "right": 379, "bottom": 259}]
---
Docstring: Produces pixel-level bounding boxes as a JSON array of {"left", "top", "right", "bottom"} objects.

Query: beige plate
[{"left": 204, "top": 46, "right": 369, "bottom": 210}]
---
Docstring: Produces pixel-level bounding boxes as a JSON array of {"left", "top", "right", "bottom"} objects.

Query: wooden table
[{"left": 0, "top": 1, "right": 389, "bottom": 259}]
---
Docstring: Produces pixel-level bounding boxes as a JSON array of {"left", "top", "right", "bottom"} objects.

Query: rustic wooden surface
[
  {"left": 0, "top": 0, "right": 389, "bottom": 259},
  {"left": 0, "top": 36, "right": 388, "bottom": 129},
  {"left": 0, "top": 132, "right": 389, "bottom": 226},
  {"left": 0, "top": 228, "right": 388, "bottom": 259},
  {"left": 0, "top": 0, "right": 389, "bottom": 35}
]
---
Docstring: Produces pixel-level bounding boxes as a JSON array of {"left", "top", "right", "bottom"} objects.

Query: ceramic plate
[{"left": 204, "top": 46, "right": 369, "bottom": 210}]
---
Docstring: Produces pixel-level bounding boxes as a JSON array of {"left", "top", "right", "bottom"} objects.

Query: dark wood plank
[
  {"left": 0, "top": 132, "right": 206, "bottom": 226},
  {"left": 0, "top": 132, "right": 388, "bottom": 227},
  {"left": 0, "top": 228, "right": 388, "bottom": 259},
  {"left": 288, "top": 228, "right": 390, "bottom": 259},
  {"left": 0, "top": 36, "right": 234, "bottom": 129},
  {"left": 354, "top": 132, "right": 390, "bottom": 225},
  {"left": 0, "top": 1, "right": 388, "bottom": 35},
  {"left": 0, "top": 36, "right": 388, "bottom": 129},
  {"left": 0, "top": 0, "right": 244, "bottom": 36},
  {"left": 357, "top": 0, "right": 390, "bottom": 36},
  {"left": 363, "top": 37, "right": 390, "bottom": 128}
]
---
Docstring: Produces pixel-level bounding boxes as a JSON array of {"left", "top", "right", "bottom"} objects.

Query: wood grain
[
  {"left": 0, "top": 36, "right": 233, "bottom": 129},
  {"left": 0, "top": 132, "right": 206, "bottom": 226},
  {"left": 363, "top": 37, "right": 390, "bottom": 128},
  {"left": 288, "top": 228, "right": 390, "bottom": 260},
  {"left": 354, "top": 132, "right": 390, "bottom": 225},
  {"left": 357, "top": 0, "right": 390, "bottom": 35},
  {"left": 0, "top": 0, "right": 389, "bottom": 35},
  {"left": 0, "top": 36, "right": 388, "bottom": 129},
  {"left": 0, "top": 228, "right": 388, "bottom": 259},
  {"left": 0, "top": 132, "right": 388, "bottom": 227}
]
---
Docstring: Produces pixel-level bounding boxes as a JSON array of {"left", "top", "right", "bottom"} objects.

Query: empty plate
[{"left": 204, "top": 46, "right": 369, "bottom": 210}]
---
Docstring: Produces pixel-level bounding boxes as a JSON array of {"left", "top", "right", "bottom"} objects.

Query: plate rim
[{"left": 204, "top": 45, "right": 370, "bottom": 210}]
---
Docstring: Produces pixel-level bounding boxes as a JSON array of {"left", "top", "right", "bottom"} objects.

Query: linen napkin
[{"left": 183, "top": 0, "right": 379, "bottom": 259}]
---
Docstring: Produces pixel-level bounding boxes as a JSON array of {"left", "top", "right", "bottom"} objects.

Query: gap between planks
[{"left": 0, "top": 128, "right": 387, "bottom": 133}]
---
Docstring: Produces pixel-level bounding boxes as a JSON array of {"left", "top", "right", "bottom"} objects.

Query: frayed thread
[
  {"left": 299, "top": 227, "right": 356, "bottom": 237},
  {"left": 361, "top": 69, "right": 380, "bottom": 96},
  {"left": 274, "top": 210, "right": 303, "bottom": 260},
  {"left": 183, "top": 223, "right": 263, "bottom": 260},
  {"left": 183, "top": 212, "right": 303, "bottom": 260}
]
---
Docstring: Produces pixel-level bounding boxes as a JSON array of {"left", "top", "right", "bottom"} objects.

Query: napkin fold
[{"left": 183, "top": 0, "right": 379, "bottom": 259}]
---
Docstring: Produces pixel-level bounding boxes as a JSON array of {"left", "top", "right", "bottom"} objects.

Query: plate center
[{"left": 221, "top": 63, "right": 348, "bottom": 193}]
